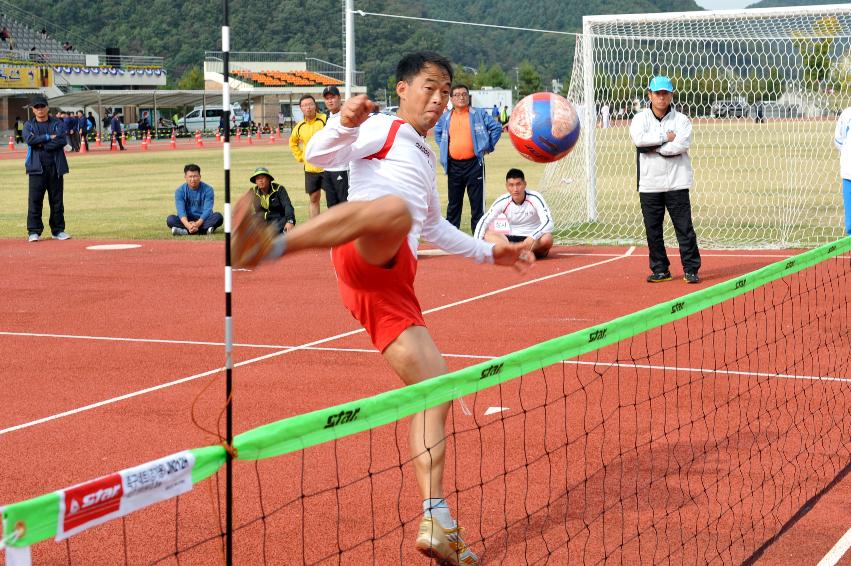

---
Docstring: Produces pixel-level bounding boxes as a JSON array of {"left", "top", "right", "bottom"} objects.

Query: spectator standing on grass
[
  {"left": 630, "top": 75, "right": 701, "bottom": 284},
  {"left": 833, "top": 105, "right": 851, "bottom": 235},
  {"left": 600, "top": 103, "right": 611, "bottom": 129},
  {"left": 14, "top": 116, "right": 24, "bottom": 143},
  {"left": 111, "top": 111, "right": 125, "bottom": 150},
  {"left": 248, "top": 166, "right": 295, "bottom": 233},
  {"left": 62, "top": 110, "right": 79, "bottom": 152},
  {"left": 321, "top": 85, "right": 349, "bottom": 206},
  {"left": 24, "top": 94, "right": 70, "bottom": 242},
  {"left": 434, "top": 84, "right": 502, "bottom": 232},
  {"left": 76, "top": 110, "right": 88, "bottom": 151},
  {"left": 166, "top": 164, "right": 224, "bottom": 236},
  {"left": 288, "top": 94, "right": 327, "bottom": 218},
  {"left": 86, "top": 111, "right": 96, "bottom": 132},
  {"left": 474, "top": 168, "right": 554, "bottom": 259},
  {"left": 491, "top": 104, "right": 499, "bottom": 120}
]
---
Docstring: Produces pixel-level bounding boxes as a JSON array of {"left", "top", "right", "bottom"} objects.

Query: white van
[{"left": 178, "top": 105, "right": 243, "bottom": 132}]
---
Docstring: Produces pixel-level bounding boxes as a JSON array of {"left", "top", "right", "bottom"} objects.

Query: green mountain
[
  {"left": 8, "top": 0, "right": 701, "bottom": 93},
  {"left": 746, "top": 0, "right": 847, "bottom": 8}
]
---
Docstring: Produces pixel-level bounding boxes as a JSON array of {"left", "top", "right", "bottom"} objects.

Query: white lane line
[
  {"left": 817, "top": 527, "right": 851, "bottom": 566},
  {"left": 425, "top": 246, "right": 634, "bottom": 315},
  {"left": 1, "top": 248, "right": 636, "bottom": 435}
]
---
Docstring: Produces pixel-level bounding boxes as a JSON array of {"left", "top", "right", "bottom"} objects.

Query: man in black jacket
[
  {"left": 249, "top": 166, "right": 295, "bottom": 233},
  {"left": 24, "top": 94, "right": 71, "bottom": 242}
]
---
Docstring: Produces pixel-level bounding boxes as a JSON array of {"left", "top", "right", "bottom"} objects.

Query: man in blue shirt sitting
[{"left": 166, "top": 163, "right": 224, "bottom": 235}]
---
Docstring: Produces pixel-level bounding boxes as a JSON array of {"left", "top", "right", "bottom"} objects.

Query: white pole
[
  {"left": 345, "top": 0, "right": 354, "bottom": 99},
  {"left": 582, "top": 17, "right": 598, "bottom": 222}
]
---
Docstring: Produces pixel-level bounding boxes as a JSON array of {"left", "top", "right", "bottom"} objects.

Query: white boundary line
[
  {"left": 2, "top": 332, "right": 848, "bottom": 385},
  {"left": 1, "top": 248, "right": 636, "bottom": 436},
  {"left": 818, "top": 528, "right": 851, "bottom": 566}
]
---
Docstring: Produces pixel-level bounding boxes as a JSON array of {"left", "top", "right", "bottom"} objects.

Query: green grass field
[
  {"left": 0, "top": 138, "right": 548, "bottom": 240},
  {"left": 2, "top": 119, "right": 846, "bottom": 247},
  {"left": 544, "top": 119, "right": 847, "bottom": 248}
]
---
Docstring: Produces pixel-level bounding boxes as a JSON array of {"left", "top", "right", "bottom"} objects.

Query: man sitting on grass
[{"left": 166, "top": 164, "right": 224, "bottom": 236}]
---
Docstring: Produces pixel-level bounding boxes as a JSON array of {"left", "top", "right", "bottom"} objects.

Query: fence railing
[{"left": 0, "top": 49, "right": 164, "bottom": 68}]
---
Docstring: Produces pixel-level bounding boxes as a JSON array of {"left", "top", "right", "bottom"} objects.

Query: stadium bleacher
[
  {"left": 231, "top": 68, "right": 343, "bottom": 88},
  {"left": 0, "top": 13, "right": 71, "bottom": 55}
]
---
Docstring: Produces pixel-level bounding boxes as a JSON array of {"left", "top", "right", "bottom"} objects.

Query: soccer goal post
[{"left": 542, "top": 5, "right": 851, "bottom": 248}]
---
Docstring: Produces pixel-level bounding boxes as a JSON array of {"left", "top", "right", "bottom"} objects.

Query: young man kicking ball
[
  {"left": 474, "top": 168, "right": 554, "bottom": 259},
  {"left": 232, "top": 51, "right": 533, "bottom": 565}
]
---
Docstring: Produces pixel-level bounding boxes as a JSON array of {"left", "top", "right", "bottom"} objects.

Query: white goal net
[{"left": 542, "top": 5, "right": 851, "bottom": 248}]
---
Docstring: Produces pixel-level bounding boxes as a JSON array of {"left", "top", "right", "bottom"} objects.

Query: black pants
[
  {"left": 322, "top": 170, "right": 349, "bottom": 208},
  {"left": 446, "top": 157, "right": 485, "bottom": 232},
  {"left": 639, "top": 190, "right": 701, "bottom": 274},
  {"left": 166, "top": 213, "right": 224, "bottom": 232},
  {"left": 28, "top": 170, "right": 65, "bottom": 236}
]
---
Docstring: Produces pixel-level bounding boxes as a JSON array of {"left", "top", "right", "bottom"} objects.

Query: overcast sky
[{"left": 694, "top": 0, "right": 754, "bottom": 9}]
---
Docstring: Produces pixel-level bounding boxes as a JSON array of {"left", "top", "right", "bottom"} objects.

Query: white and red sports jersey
[
  {"left": 305, "top": 112, "right": 495, "bottom": 263},
  {"left": 473, "top": 190, "right": 554, "bottom": 240}
]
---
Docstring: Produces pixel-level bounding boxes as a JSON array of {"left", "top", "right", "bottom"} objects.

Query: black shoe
[
  {"left": 683, "top": 272, "right": 700, "bottom": 284},
  {"left": 646, "top": 271, "right": 672, "bottom": 283}
]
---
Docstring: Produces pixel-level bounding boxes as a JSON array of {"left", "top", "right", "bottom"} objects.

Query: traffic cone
[
  {"left": 121, "top": 132, "right": 126, "bottom": 147},
  {"left": 170, "top": 132, "right": 176, "bottom": 150},
  {"left": 247, "top": 131, "right": 253, "bottom": 145},
  {"left": 215, "top": 130, "right": 221, "bottom": 143},
  {"left": 195, "top": 131, "right": 203, "bottom": 148},
  {"left": 8, "top": 135, "right": 14, "bottom": 151},
  {"left": 256, "top": 129, "right": 262, "bottom": 140},
  {"left": 141, "top": 137, "right": 148, "bottom": 151},
  {"left": 80, "top": 139, "right": 87, "bottom": 154},
  {"left": 96, "top": 131, "right": 102, "bottom": 147},
  {"left": 110, "top": 134, "right": 117, "bottom": 151},
  {"left": 269, "top": 131, "right": 276, "bottom": 144},
  {"left": 235, "top": 127, "right": 241, "bottom": 141}
]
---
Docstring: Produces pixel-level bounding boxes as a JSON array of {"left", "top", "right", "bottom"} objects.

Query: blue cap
[{"left": 648, "top": 76, "right": 674, "bottom": 92}]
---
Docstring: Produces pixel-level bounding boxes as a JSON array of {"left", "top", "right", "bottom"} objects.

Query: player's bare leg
[
  {"left": 383, "top": 326, "right": 478, "bottom": 565},
  {"left": 533, "top": 233, "right": 553, "bottom": 259},
  {"left": 308, "top": 190, "right": 321, "bottom": 218},
  {"left": 382, "top": 326, "right": 450, "bottom": 501},
  {"left": 232, "top": 193, "right": 412, "bottom": 268}
]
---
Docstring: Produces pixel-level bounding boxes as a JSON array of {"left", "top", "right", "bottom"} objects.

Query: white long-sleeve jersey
[
  {"left": 473, "top": 190, "right": 554, "bottom": 240},
  {"left": 834, "top": 107, "right": 851, "bottom": 180},
  {"left": 305, "top": 112, "right": 495, "bottom": 263},
  {"left": 322, "top": 111, "right": 349, "bottom": 173}
]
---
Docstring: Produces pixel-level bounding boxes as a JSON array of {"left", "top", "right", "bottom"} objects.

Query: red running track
[{"left": 1, "top": 239, "right": 849, "bottom": 565}]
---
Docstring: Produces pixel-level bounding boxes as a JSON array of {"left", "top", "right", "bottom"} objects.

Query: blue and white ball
[{"left": 508, "top": 92, "right": 581, "bottom": 163}]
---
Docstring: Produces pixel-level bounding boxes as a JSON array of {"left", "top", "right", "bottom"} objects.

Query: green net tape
[
  {"left": 233, "top": 236, "right": 851, "bottom": 460},
  {"left": 2, "top": 446, "right": 226, "bottom": 548}
]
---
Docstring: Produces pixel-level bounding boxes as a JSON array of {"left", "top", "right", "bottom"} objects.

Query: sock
[
  {"left": 265, "top": 234, "right": 287, "bottom": 261},
  {"left": 423, "top": 498, "right": 455, "bottom": 528}
]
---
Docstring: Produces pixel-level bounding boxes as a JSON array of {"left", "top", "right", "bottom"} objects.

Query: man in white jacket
[
  {"left": 833, "top": 106, "right": 851, "bottom": 236},
  {"left": 231, "top": 51, "right": 534, "bottom": 566},
  {"left": 630, "top": 75, "right": 702, "bottom": 283}
]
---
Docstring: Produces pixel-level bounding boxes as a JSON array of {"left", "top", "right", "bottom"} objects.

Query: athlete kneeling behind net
[{"left": 231, "top": 51, "right": 534, "bottom": 566}]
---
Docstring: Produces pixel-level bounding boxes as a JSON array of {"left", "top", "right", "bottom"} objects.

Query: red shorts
[{"left": 331, "top": 241, "right": 425, "bottom": 352}]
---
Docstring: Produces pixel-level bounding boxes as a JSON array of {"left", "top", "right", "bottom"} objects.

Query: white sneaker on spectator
[
  {"left": 27, "top": 233, "right": 39, "bottom": 242},
  {"left": 172, "top": 227, "right": 189, "bottom": 236},
  {"left": 53, "top": 232, "right": 71, "bottom": 240}
]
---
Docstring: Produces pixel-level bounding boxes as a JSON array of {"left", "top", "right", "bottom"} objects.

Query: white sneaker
[
  {"left": 53, "top": 232, "right": 71, "bottom": 240},
  {"left": 415, "top": 516, "right": 479, "bottom": 565},
  {"left": 27, "top": 233, "right": 39, "bottom": 242},
  {"left": 172, "top": 227, "right": 189, "bottom": 236}
]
